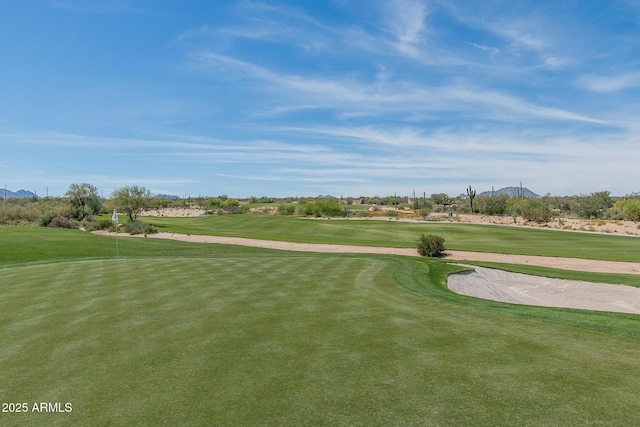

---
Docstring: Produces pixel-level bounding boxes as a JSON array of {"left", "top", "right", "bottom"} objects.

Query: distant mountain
[
  {"left": 0, "top": 189, "right": 39, "bottom": 199},
  {"left": 479, "top": 186, "right": 539, "bottom": 198},
  {"left": 155, "top": 194, "right": 180, "bottom": 200}
]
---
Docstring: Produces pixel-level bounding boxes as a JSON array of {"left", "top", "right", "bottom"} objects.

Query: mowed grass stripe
[
  {"left": 1, "top": 256, "right": 385, "bottom": 425},
  {"left": 3, "top": 256, "right": 640, "bottom": 425}
]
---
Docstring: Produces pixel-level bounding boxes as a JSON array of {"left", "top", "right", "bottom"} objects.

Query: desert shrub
[
  {"left": 613, "top": 200, "right": 640, "bottom": 222},
  {"left": 572, "top": 191, "right": 613, "bottom": 219},
  {"left": 40, "top": 211, "right": 59, "bottom": 227},
  {"left": 298, "top": 198, "right": 344, "bottom": 217},
  {"left": 624, "top": 203, "right": 640, "bottom": 222},
  {"left": 418, "top": 207, "right": 431, "bottom": 218},
  {"left": 416, "top": 234, "right": 445, "bottom": 257},
  {"left": 476, "top": 195, "right": 508, "bottom": 216},
  {"left": 223, "top": 198, "right": 240, "bottom": 207},
  {"left": 47, "top": 216, "right": 80, "bottom": 229},
  {"left": 506, "top": 197, "right": 526, "bottom": 217},
  {"left": 520, "top": 199, "right": 553, "bottom": 223},
  {"left": 278, "top": 204, "right": 296, "bottom": 215},
  {"left": 125, "top": 221, "right": 157, "bottom": 235},
  {"left": 84, "top": 219, "right": 115, "bottom": 232}
]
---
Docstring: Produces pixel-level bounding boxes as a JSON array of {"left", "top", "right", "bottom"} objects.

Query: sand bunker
[{"left": 448, "top": 265, "right": 640, "bottom": 315}]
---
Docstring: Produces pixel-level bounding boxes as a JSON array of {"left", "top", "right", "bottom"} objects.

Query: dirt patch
[{"left": 139, "top": 208, "right": 206, "bottom": 217}]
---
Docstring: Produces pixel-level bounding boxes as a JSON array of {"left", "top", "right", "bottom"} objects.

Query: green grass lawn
[
  {"left": 136, "top": 214, "right": 640, "bottom": 262},
  {"left": 2, "top": 227, "right": 640, "bottom": 425}
]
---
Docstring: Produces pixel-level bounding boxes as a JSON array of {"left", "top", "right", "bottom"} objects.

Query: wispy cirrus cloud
[
  {"left": 382, "top": 0, "right": 429, "bottom": 55},
  {"left": 188, "top": 51, "right": 604, "bottom": 125},
  {"left": 577, "top": 72, "right": 640, "bottom": 92},
  {"left": 7, "top": 1, "right": 639, "bottom": 197}
]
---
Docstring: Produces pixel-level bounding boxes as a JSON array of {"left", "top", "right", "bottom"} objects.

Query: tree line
[{"left": 1, "top": 183, "right": 640, "bottom": 226}]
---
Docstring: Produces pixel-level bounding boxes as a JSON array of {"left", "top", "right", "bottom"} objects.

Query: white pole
[{"left": 112, "top": 209, "right": 119, "bottom": 262}]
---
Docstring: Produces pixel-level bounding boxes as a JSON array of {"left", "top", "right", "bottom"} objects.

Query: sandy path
[{"left": 94, "top": 231, "right": 640, "bottom": 275}]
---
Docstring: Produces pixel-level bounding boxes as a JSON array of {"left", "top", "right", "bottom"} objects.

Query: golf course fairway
[{"left": 2, "top": 226, "right": 640, "bottom": 425}]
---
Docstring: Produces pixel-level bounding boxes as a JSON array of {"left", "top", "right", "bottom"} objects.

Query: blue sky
[{"left": 1, "top": 0, "right": 639, "bottom": 198}]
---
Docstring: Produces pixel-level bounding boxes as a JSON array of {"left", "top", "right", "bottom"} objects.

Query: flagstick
[
  {"left": 115, "top": 224, "right": 119, "bottom": 261},
  {"left": 112, "top": 209, "right": 119, "bottom": 267}
]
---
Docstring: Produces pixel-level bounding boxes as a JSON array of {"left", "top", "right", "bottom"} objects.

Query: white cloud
[
  {"left": 577, "top": 73, "right": 640, "bottom": 92},
  {"left": 384, "top": 0, "right": 428, "bottom": 45},
  {"left": 467, "top": 42, "right": 499, "bottom": 56},
  {"left": 188, "top": 52, "right": 603, "bottom": 125}
]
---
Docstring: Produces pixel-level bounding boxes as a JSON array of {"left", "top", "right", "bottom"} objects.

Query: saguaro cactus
[{"left": 467, "top": 185, "right": 477, "bottom": 212}]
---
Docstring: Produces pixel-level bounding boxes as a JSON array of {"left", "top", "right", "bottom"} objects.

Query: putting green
[{"left": 3, "top": 256, "right": 640, "bottom": 426}]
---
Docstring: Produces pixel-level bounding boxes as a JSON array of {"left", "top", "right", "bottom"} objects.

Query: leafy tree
[
  {"left": 416, "top": 234, "right": 445, "bottom": 257},
  {"left": 111, "top": 185, "right": 152, "bottom": 222},
  {"left": 430, "top": 193, "right": 448, "bottom": 207},
  {"left": 66, "top": 183, "right": 102, "bottom": 219}
]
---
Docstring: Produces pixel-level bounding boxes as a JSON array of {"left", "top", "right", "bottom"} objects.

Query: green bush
[
  {"left": 476, "top": 195, "right": 508, "bottom": 215},
  {"left": 83, "top": 219, "right": 115, "bottom": 232},
  {"left": 298, "top": 198, "right": 344, "bottom": 217},
  {"left": 208, "top": 198, "right": 223, "bottom": 209},
  {"left": 572, "top": 191, "right": 613, "bottom": 219},
  {"left": 223, "top": 198, "right": 240, "bottom": 207},
  {"left": 416, "top": 234, "right": 445, "bottom": 257},
  {"left": 40, "top": 211, "right": 59, "bottom": 227},
  {"left": 278, "top": 204, "right": 296, "bottom": 215},
  {"left": 613, "top": 200, "right": 640, "bottom": 222},
  {"left": 520, "top": 199, "right": 553, "bottom": 223},
  {"left": 418, "top": 207, "right": 431, "bottom": 218}
]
